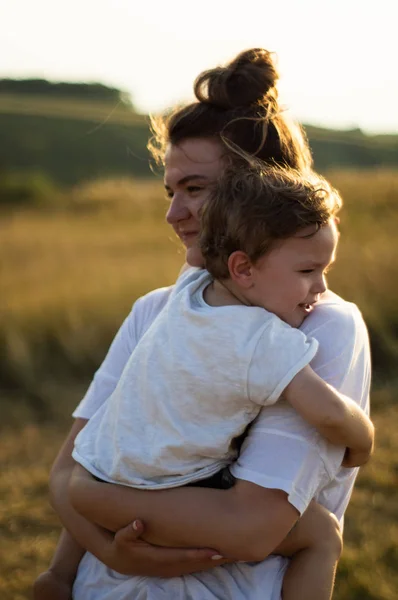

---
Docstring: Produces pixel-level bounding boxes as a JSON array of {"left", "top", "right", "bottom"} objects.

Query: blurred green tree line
[
  {"left": 0, "top": 79, "right": 397, "bottom": 199},
  {"left": 0, "top": 78, "right": 133, "bottom": 106}
]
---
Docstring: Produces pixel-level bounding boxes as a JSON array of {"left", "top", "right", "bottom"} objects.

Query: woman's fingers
[
  {"left": 112, "top": 519, "right": 224, "bottom": 577},
  {"left": 114, "top": 519, "right": 145, "bottom": 542}
]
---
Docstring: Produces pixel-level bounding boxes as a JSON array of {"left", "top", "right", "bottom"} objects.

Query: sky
[{"left": 1, "top": 0, "right": 397, "bottom": 134}]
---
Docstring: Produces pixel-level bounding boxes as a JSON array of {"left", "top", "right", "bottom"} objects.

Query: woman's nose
[{"left": 166, "top": 193, "right": 190, "bottom": 224}]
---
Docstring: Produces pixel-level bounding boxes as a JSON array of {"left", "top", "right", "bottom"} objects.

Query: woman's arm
[
  {"left": 283, "top": 365, "right": 374, "bottom": 465},
  {"left": 45, "top": 290, "right": 229, "bottom": 579},
  {"left": 69, "top": 465, "right": 299, "bottom": 563},
  {"left": 48, "top": 419, "right": 116, "bottom": 565},
  {"left": 69, "top": 297, "right": 372, "bottom": 566},
  {"left": 35, "top": 418, "right": 118, "bottom": 599},
  {"left": 48, "top": 418, "right": 220, "bottom": 577}
]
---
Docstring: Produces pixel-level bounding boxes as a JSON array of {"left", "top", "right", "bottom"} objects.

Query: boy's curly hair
[{"left": 200, "top": 165, "right": 342, "bottom": 279}]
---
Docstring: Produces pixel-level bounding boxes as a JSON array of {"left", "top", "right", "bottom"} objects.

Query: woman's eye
[
  {"left": 187, "top": 186, "right": 203, "bottom": 194},
  {"left": 165, "top": 190, "right": 174, "bottom": 199},
  {"left": 300, "top": 269, "right": 314, "bottom": 274}
]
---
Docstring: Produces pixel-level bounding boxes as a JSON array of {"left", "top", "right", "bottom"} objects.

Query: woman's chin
[{"left": 185, "top": 247, "right": 205, "bottom": 268}]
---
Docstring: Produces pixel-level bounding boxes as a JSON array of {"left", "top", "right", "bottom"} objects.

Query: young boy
[{"left": 70, "top": 165, "right": 373, "bottom": 600}]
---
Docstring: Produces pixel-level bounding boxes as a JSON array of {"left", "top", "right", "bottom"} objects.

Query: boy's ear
[{"left": 227, "top": 251, "right": 254, "bottom": 288}]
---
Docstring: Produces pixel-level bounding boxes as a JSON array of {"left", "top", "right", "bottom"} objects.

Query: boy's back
[{"left": 72, "top": 268, "right": 317, "bottom": 489}]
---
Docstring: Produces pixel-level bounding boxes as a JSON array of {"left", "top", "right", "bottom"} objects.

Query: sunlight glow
[{"left": 1, "top": 0, "right": 396, "bottom": 133}]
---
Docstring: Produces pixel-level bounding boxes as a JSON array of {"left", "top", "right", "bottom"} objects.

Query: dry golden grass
[
  {"left": 2, "top": 170, "right": 397, "bottom": 326},
  {"left": 2, "top": 170, "right": 397, "bottom": 398},
  {"left": 1, "top": 170, "right": 398, "bottom": 597},
  {"left": 2, "top": 179, "right": 178, "bottom": 321},
  {"left": 0, "top": 388, "right": 396, "bottom": 600},
  {"left": 326, "top": 170, "right": 398, "bottom": 327}
]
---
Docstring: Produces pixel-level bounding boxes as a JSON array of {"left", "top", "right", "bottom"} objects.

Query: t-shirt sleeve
[
  {"left": 230, "top": 402, "right": 333, "bottom": 514},
  {"left": 73, "top": 286, "right": 172, "bottom": 420},
  {"left": 231, "top": 299, "right": 371, "bottom": 517},
  {"left": 247, "top": 318, "right": 318, "bottom": 406}
]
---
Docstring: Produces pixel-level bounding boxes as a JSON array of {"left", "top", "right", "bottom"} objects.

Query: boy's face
[{"left": 249, "top": 220, "right": 339, "bottom": 327}]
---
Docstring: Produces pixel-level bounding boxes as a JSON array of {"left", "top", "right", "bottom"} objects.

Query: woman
[{"left": 34, "top": 48, "right": 372, "bottom": 599}]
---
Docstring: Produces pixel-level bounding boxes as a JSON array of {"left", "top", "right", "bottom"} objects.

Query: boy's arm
[
  {"left": 69, "top": 465, "right": 299, "bottom": 563},
  {"left": 283, "top": 365, "right": 374, "bottom": 465}
]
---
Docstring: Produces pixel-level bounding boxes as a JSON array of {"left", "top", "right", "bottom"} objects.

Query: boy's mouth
[{"left": 299, "top": 303, "right": 315, "bottom": 314}]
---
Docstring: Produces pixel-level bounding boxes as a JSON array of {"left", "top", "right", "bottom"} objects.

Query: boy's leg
[
  {"left": 274, "top": 501, "right": 342, "bottom": 600},
  {"left": 33, "top": 529, "right": 84, "bottom": 600}
]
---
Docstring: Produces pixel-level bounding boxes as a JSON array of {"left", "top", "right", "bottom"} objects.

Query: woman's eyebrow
[{"left": 164, "top": 174, "right": 209, "bottom": 189}]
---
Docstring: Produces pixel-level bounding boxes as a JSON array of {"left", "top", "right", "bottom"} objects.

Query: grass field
[
  {"left": 1, "top": 171, "right": 398, "bottom": 598},
  {"left": 1, "top": 389, "right": 397, "bottom": 600}
]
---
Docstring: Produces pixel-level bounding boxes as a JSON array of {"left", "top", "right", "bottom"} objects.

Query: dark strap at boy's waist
[
  {"left": 92, "top": 467, "right": 236, "bottom": 490},
  {"left": 187, "top": 467, "right": 236, "bottom": 490}
]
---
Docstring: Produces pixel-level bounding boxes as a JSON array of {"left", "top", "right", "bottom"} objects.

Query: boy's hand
[
  {"left": 106, "top": 519, "right": 227, "bottom": 577},
  {"left": 33, "top": 569, "right": 73, "bottom": 600}
]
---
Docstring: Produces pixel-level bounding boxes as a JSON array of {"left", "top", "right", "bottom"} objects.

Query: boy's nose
[{"left": 312, "top": 275, "right": 327, "bottom": 295}]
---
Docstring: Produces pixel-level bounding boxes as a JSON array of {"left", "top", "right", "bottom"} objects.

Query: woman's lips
[{"left": 178, "top": 231, "right": 199, "bottom": 245}]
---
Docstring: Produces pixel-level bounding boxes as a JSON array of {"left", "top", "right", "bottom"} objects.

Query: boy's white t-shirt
[
  {"left": 72, "top": 278, "right": 371, "bottom": 600},
  {"left": 72, "top": 268, "right": 318, "bottom": 489}
]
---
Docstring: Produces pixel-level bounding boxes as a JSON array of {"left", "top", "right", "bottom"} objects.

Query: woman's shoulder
[
  {"left": 134, "top": 285, "right": 174, "bottom": 310},
  {"left": 301, "top": 290, "right": 371, "bottom": 395},
  {"left": 302, "top": 289, "right": 368, "bottom": 339},
  {"left": 129, "top": 285, "right": 174, "bottom": 343}
]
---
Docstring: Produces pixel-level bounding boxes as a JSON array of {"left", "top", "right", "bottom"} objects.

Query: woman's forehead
[{"left": 164, "top": 139, "right": 224, "bottom": 179}]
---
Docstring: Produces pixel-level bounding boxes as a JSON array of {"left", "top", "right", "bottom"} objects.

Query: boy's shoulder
[{"left": 128, "top": 269, "right": 209, "bottom": 344}]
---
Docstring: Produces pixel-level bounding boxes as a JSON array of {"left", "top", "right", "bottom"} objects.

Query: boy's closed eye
[{"left": 299, "top": 265, "right": 333, "bottom": 275}]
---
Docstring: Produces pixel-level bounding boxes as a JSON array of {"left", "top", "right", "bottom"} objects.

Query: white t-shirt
[
  {"left": 72, "top": 283, "right": 371, "bottom": 600},
  {"left": 72, "top": 268, "right": 318, "bottom": 489}
]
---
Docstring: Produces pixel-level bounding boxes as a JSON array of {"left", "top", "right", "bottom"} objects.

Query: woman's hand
[
  {"left": 68, "top": 468, "right": 225, "bottom": 576},
  {"left": 105, "top": 519, "right": 228, "bottom": 577}
]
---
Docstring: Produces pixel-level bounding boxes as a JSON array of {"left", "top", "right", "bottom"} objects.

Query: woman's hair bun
[{"left": 194, "top": 48, "right": 279, "bottom": 110}]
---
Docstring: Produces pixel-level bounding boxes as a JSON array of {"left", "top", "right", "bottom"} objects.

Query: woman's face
[{"left": 164, "top": 138, "right": 225, "bottom": 266}]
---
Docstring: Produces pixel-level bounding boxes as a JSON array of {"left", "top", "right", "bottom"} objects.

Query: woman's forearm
[
  {"left": 69, "top": 466, "right": 299, "bottom": 562},
  {"left": 51, "top": 419, "right": 224, "bottom": 578},
  {"left": 49, "top": 420, "right": 117, "bottom": 566},
  {"left": 50, "top": 462, "right": 116, "bottom": 559}
]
